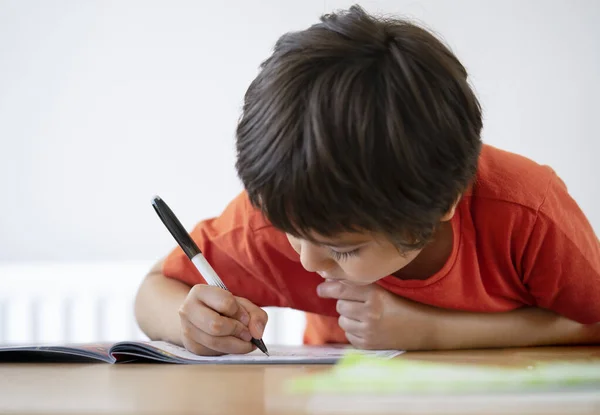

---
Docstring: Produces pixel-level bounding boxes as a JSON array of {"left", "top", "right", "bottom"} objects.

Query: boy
[{"left": 135, "top": 6, "right": 600, "bottom": 356}]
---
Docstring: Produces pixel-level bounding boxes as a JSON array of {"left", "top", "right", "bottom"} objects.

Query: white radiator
[{"left": 0, "top": 261, "right": 305, "bottom": 346}]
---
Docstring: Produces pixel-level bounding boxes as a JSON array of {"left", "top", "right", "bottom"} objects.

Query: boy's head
[{"left": 235, "top": 5, "right": 482, "bottom": 284}]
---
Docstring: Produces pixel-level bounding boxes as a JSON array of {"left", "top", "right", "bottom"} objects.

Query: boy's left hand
[{"left": 317, "top": 281, "right": 439, "bottom": 350}]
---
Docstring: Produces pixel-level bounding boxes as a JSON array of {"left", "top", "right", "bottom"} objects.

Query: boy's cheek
[
  {"left": 285, "top": 234, "right": 300, "bottom": 253},
  {"left": 337, "top": 264, "right": 390, "bottom": 283}
]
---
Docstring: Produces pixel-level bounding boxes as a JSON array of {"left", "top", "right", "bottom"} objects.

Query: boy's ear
[{"left": 440, "top": 198, "right": 460, "bottom": 222}]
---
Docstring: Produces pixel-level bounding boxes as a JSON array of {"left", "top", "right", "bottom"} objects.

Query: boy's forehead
[{"left": 301, "top": 230, "right": 373, "bottom": 247}]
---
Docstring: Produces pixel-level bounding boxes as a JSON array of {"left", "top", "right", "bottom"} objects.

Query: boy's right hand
[{"left": 178, "top": 284, "right": 268, "bottom": 356}]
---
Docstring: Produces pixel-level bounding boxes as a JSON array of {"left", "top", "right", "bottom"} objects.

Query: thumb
[{"left": 236, "top": 297, "right": 268, "bottom": 340}]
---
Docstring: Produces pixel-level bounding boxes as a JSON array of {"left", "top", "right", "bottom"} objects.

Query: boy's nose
[{"left": 299, "top": 244, "right": 331, "bottom": 273}]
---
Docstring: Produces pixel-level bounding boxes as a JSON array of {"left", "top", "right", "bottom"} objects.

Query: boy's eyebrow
[{"left": 310, "top": 238, "right": 368, "bottom": 248}]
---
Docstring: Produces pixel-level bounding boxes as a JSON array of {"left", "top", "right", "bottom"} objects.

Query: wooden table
[{"left": 0, "top": 347, "right": 599, "bottom": 415}]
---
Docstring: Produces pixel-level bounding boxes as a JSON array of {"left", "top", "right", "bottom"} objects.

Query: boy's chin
[{"left": 339, "top": 279, "right": 375, "bottom": 287}]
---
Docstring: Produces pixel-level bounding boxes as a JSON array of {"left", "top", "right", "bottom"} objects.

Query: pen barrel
[{"left": 191, "top": 254, "right": 228, "bottom": 291}]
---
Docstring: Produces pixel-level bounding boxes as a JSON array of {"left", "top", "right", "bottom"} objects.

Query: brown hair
[{"left": 235, "top": 5, "right": 482, "bottom": 250}]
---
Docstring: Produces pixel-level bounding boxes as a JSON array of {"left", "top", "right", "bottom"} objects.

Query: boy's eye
[{"left": 329, "top": 248, "right": 360, "bottom": 261}]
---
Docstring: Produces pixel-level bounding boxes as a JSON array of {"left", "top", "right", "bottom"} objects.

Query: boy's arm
[
  {"left": 518, "top": 172, "right": 600, "bottom": 323},
  {"left": 430, "top": 306, "right": 600, "bottom": 350},
  {"left": 318, "top": 281, "right": 600, "bottom": 350},
  {"left": 425, "top": 170, "right": 600, "bottom": 349},
  {"left": 135, "top": 259, "right": 190, "bottom": 345},
  {"left": 433, "top": 171, "right": 600, "bottom": 350}
]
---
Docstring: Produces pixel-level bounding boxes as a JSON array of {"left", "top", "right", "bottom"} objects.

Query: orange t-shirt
[{"left": 162, "top": 145, "right": 600, "bottom": 344}]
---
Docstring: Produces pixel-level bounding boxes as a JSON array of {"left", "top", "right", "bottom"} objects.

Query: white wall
[
  {"left": 1, "top": 0, "right": 598, "bottom": 262},
  {"left": 0, "top": 261, "right": 307, "bottom": 344},
  {"left": 0, "top": 0, "right": 327, "bottom": 261}
]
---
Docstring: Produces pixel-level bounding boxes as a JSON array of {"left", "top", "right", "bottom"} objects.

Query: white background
[
  {"left": 1, "top": 0, "right": 598, "bottom": 263},
  {"left": 0, "top": 0, "right": 598, "bottom": 343}
]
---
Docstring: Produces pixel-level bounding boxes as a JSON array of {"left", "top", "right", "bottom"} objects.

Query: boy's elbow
[
  {"left": 134, "top": 272, "right": 154, "bottom": 337},
  {"left": 133, "top": 260, "right": 190, "bottom": 344},
  {"left": 585, "top": 323, "right": 600, "bottom": 345},
  {"left": 134, "top": 261, "right": 166, "bottom": 338}
]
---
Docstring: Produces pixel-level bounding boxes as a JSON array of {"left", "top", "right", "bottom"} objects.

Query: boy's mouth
[
  {"left": 318, "top": 271, "right": 373, "bottom": 286},
  {"left": 323, "top": 276, "right": 365, "bottom": 286},
  {"left": 317, "top": 271, "right": 342, "bottom": 280}
]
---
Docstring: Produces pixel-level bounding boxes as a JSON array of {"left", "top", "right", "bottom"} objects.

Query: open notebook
[{"left": 0, "top": 341, "right": 403, "bottom": 364}]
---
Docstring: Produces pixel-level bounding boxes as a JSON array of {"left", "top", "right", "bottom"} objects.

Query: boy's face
[{"left": 286, "top": 232, "right": 422, "bottom": 286}]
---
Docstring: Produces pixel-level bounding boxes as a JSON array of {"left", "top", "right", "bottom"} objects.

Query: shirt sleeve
[
  {"left": 161, "top": 193, "right": 287, "bottom": 308},
  {"left": 522, "top": 171, "right": 600, "bottom": 324}
]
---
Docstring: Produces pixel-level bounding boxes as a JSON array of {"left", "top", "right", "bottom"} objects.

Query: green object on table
[{"left": 288, "top": 351, "right": 600, "bottom": 394}]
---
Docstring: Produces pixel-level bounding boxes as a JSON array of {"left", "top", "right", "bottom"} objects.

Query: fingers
[
  {"left": 191, "top": 285, "right": 250, "bottom": 322},
  {"left": 336, "top": 299, "right": 364, "bottom": 320},
  {"left": 180, "top": 284, "right": 268, "bottom": 356},
  {"left": 181, "top": 320, "right": 255, "bottom": 355},
  {"left": 236, "top": 297, "right": 268, "bottom": 340},
  {"left": 317, "top": 281, "right": 368, "bottom": 301},
  {"left": 344, "top": 331, "right": 372, "bottom": 350},
  {"left": 181, "top": 336, "right": 222, "bottom": 356},
  {"left": 181, "top": 300, "right": 252, "bottom": 341},
  {"left": 338, "top": 315, "right": 365, "bottom": 337}
]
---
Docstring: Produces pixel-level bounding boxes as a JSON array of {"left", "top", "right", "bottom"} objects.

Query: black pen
[{"left": 151, "top": 195, "right": 269, "bottom": 356}]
